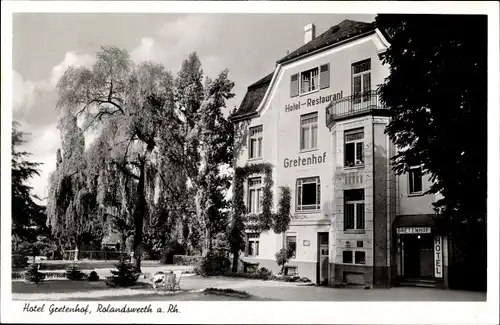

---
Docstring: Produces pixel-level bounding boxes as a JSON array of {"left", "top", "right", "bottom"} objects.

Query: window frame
[
  {"left": 344, "top": 189, "right": 365, "bottom": 231},
  {"left": 247, "top": 177, "right": 263, "bottom": 214},
  {"left": 408, "top": 165, "right": 424, "bottom": 195},
  {"left": 344, "top": 128, "right": 364, "bottom": 168},
  {"left": 300, "top": 66, "right": 320, "bottom": 95},
  {"left": 342, "top": 250, "right": 366, "bottom": 265},
  {"left": 248, "top": 125, "right": 263, "bottom": 160},
  {"left": 296, "top": 176, "right": 321, "bottom": 212},
  {"left": 351, "top": 59, "right": 372, "bottom": 104},
  {"left": 246, "top": 233, "right": 260, "bottom": 257},
  {"left": 300, "top": 112, "right": 319, "bottom": 152},
  {"left": 286, "top": 234, "right": 297, "bottom": 259}
]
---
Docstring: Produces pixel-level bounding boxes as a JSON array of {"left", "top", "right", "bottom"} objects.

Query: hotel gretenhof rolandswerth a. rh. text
[{"left": 230, "top": 20, "right": 450, "bottom": 289}]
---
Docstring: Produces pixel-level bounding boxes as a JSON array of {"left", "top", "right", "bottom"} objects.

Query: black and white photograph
[{"left": 1, "top": 1, "right": 499, "bottom": 324}]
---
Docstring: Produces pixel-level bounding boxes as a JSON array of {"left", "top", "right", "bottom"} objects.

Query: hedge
[
  {"left": 12, "top": 271, "right": 69, "bottom": 280},
  {"left": 172, "top": 255, "right": 202, "bottom": 266}
]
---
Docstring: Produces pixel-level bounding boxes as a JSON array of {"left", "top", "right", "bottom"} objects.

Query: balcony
[{"left": 325, "top": 90, "right": 390, "bottom": 127}]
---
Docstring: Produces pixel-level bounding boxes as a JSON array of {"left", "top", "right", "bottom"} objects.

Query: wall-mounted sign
[
  {"left": 285, "top": 91, "right": 344, "bottom": 113},
  {"left": 345, "top": 240, "right": 351, "bottom": 248},
  {"left": 284, "top": 152, "right": 327, "bottom": 168},
  {"left": 303, "top": 240, "right": 310, "bottom": 247},
  {"left": 396, "top": 227, "right": 431, "bottom": 235},
  {"left": 434, "top": 236, "right": 443, "bottom": 278}
]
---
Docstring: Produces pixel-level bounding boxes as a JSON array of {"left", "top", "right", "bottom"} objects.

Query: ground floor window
[
  {"left": 286, "top": 234, "right": 297, "bottom": 259},
  {"left": 246, "top": 233, "right": 260, "bottom": 257},
  {"left": 342, "top": 250, "right": 366, "bottom": 265},
  {"left": 344, "top": 189, "right": 365, "bottom": 230}
]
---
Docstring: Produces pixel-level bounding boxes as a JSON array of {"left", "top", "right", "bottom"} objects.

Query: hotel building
[{"left": 231, "top": 20, "right": 449, "bottom": 288}]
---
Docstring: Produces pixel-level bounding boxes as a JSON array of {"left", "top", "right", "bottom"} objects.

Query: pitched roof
[
  {"left": 230, "top": 72, "right": 273, "bottom": 122},
  {"left": 231, "top": 19, "right": 376, "bottom": 121},
  {"left": 277, "top": 19, "right": 375, "bottom": 64}
]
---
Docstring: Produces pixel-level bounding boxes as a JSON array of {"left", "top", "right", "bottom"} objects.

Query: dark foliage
[
  {"left": 88, "top": 270, "right": 100, "bottom": 281},
  {"left": 376, "top": 14, "right": 487, "bottom": 290},
  {"left": 12, "top": 254, "right": 28, "bottom": 270},
  {"left": 104, "top": 258, "right": 140, "bottom": 288},
  {"left": 172, "top": 255, "right": 203, "bottom": 266},
  {"left": 194, "top": 251, "right": 231, "bottom": 276},
  {"left": 24, "top": 263, "right": 45, "bottom": 284},
  {"left": 275, "top": 245, "right": 295, "bottom": 275},
  {"left": 161, "top": 240, "right": 186, "bottom": 264},
  {"left": 65, "top": 264, "right": 86, "bottom": 281}
]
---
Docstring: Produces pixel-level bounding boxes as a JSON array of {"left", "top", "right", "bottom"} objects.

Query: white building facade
[{"left": 231, "top": 20, "right": 449, "bottom": 288}]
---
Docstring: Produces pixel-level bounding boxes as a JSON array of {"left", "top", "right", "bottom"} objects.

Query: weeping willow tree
[
  {"left": 54, "top": 46, "right": 183, "bottom": 271},
  {"left": 46, "top": 115, "right": 104, "bottom": 252}
]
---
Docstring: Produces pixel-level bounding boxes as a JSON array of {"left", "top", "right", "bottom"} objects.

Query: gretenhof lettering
[
  {"left": 284, "top": 152, "right": 327, "bottom": 168},
  {"left": 285, "top": 91, "right": 343, "bottom": 112}
]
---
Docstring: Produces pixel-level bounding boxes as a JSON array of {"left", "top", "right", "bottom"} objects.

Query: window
[
  {"left": 343, "top": 251, "right": 366, "bottom": 264},
  {"left": 343, "top": 250, "right": 353, "bottom": 263},
  {"left": 344, "top": 128, "right": 364, "bottom": 167},
  {"left": 409, "top": 165, "right": 423, "bottom": 194},
  {"left": 247, "top": 177, "right": 263, "bottom": 214},
  {"left": 344, "top": 189, "right": 365, "bottom": 231},
  {"left": 290, "top": 64, "right": 330, "bottom": 97},
  {"left": 301, "top": 67, "right": 319, "bottom": 94},
  {"left": 300, "top": 112, "right": 318, "bottom": 151},
  {"left": 355, "top": 251, "right": 366, "bottom": 264},
  {"left": 247, "top": 233, "right": 260, "bottom": 257},
  {"left": 286, "top": 235, "right": 297, "bottom": 259},
  {"left": 249, "top": 126, "right": 263, "bottom": 159},
  {"left": 297, "top": 177, "right": 321, "bottom": 211},
  {"left": 352, "top": 59, "right": 371, "bottom": 104}
]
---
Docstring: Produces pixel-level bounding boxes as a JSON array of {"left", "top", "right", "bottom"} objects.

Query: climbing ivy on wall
[{"left": 232, "top": 163, "right": 292, "bottom": 234}]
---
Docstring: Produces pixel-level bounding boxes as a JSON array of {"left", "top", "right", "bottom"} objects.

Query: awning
[{"left": 394, "top": 214, "right": 448, "bottom": 235}]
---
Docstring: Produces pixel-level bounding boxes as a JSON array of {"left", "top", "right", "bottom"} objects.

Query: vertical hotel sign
[{"left": 434, "top": 236, "right": 443, "bottom": 278}]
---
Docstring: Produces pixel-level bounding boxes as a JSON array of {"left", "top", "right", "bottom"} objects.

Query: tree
[
  {"left": 169, "top": 53, "right": 235, "bottom": 256},
  {"left": 11, "top": 122, "right": 50, "bottom": 253},
  {"left": 56, "top": 46, "right": 180, "bottom": 271},
  {"left": 46, "top": 115, "right": 103, "bottom": 252},
  {"left": 376, "top": 15, "right": 487, "bottom": 289}
]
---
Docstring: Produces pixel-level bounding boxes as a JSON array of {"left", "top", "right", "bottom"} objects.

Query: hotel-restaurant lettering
[
  {"left": 285, "top": 90, "right": 343, "bottom": 112},
  {"left": 284, "top": 152, "right": 327, "bottom": 168}
]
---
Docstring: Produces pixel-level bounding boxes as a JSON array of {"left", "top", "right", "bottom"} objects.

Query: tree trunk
[
  {"left": 231, "top": 251, "right": 238, "bottom": 273},
  {"left": 132, "top": 160, "right": 146, "bottom": 272}
]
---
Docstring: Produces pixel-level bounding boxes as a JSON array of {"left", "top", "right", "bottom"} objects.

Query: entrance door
[
  {"left": 402, "top": 234, "right": 434, "bottom": 279},
  {"left": 317, "top": 232, "right": 329, "bottom": 285}
]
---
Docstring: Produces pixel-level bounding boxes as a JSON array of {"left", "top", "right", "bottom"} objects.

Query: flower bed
[{"left": 203, "top": 287, "right": 251, "bottom": 299}]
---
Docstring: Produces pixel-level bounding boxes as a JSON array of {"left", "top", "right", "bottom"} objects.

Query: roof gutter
[{"left": 229, "top": 110, "right": 259, "bottom": 123}]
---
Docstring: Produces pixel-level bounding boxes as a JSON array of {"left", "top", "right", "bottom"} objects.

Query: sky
[{"left": 12, "top": 12, "right": 375, "bottom": 201}]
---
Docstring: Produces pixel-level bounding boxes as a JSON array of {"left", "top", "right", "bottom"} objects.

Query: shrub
[
  {"left": 194, "top": 251, "right": 231, "bottom": 276},
  {"left": 173, "top": 255, "right": 202, "bottom": 266},
  {"left": 24, "top": 263, "right": 45, "bottom": 284},
  {"left": 275, "top": 245, "right": 295, "bottom": 275},
  {"left": 258, "top": 267, "right": 272, "bottom": 278},
  {"left": 223, "top": 270, "right": 271, "bottom": 280},
  {"left": 12, "top": 254, "right": 28, "bottom": 269},
  {"left": 105, "top": 258, "right": 140, "bottom": 288},
  {"left": 243, "top": 261, "right": 260, "bottom": 273},
  {"left": 161, "top": 240, "right": 186, "bottom": 264},
  {"left": 88, "top": 270, "right": 100, "bottom": 281},
  {"left": 65, "top": 264, "right": 86, "bottom": 281}
]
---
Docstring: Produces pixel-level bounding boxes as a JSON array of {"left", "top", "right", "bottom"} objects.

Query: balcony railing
[{"left": 325, "top": 90, "right": 389, "bottom": 126}]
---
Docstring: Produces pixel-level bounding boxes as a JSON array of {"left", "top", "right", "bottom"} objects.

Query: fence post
[
  {"left": 105, "top": 251, "right": 107, "bottom": 261},
  {"left": 74, "top": 247, "right": 79, "bottom": 262}
]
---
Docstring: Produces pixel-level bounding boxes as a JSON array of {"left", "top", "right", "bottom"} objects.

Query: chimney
[{"left": 304, "top": 23, "right": 316, "bottom": 44}]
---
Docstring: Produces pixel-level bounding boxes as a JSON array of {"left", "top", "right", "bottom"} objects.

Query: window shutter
[
  {"left": 320, "top": 64, "right": 330, "bottom": 89},
  {"left": 290, "top": 74, "right": 299, "bottom": 97}
]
